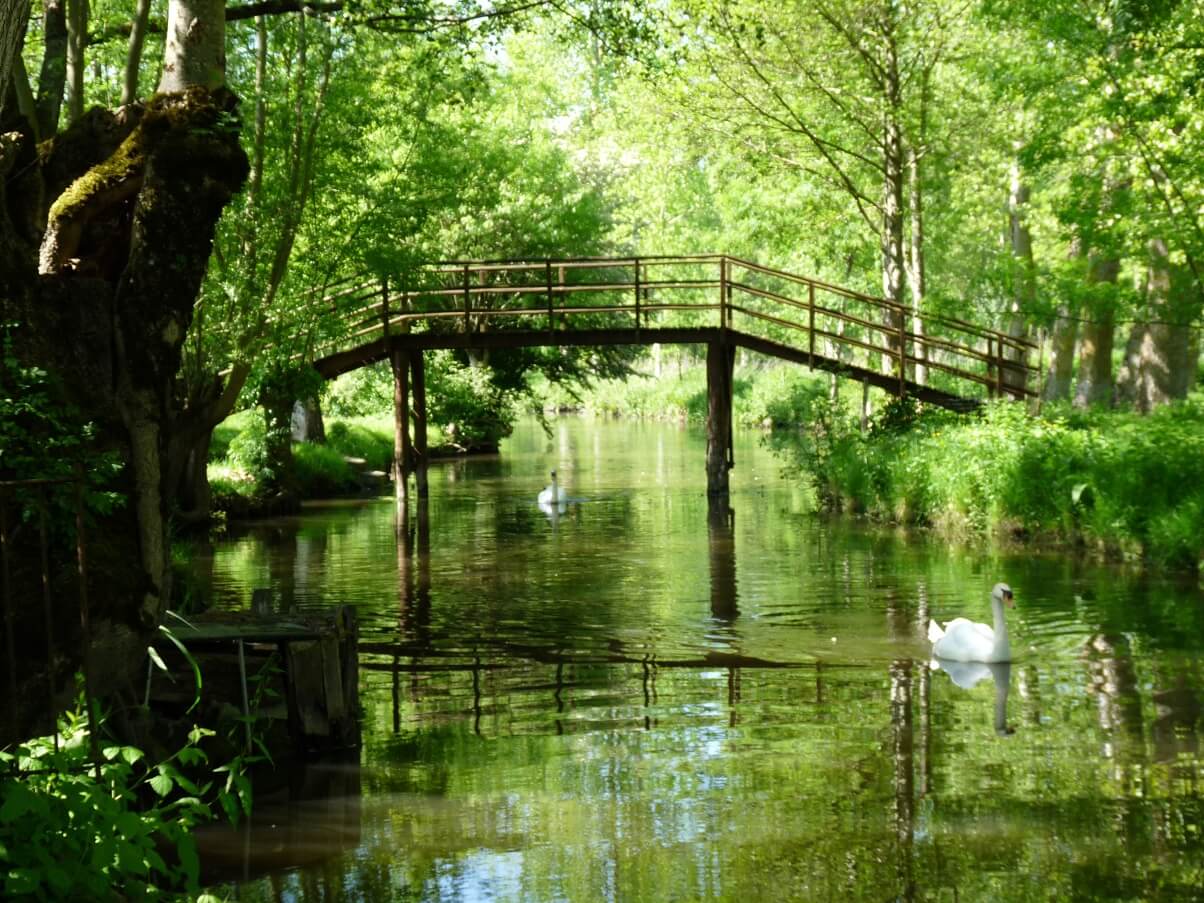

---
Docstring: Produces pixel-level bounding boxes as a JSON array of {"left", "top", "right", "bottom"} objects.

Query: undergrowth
[{"left": 770, "top": 394, "right": 1204, "bottom": 570}]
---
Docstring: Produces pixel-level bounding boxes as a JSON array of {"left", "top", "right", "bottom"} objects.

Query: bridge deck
[
  {"left": 314, "top": 326, "right": 980, "bottom": 412},
  {"left": 305, "top": 255, "right": 1035, "bottom": 413}
]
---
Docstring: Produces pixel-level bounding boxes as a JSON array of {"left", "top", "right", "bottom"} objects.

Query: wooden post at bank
[
  {"left": 391, "top": 347, "right": 411, "bottom": 512},
  {"left": 706, "top": 340, "right": 735, "bottom": 496},
  {"left": 411, "top": 350, "right": 429, "bottom": 498}
]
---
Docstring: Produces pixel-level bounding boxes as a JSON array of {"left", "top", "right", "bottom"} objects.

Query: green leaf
[
  {"left": 158, "top": 625, "right": 203, "bottom": 711},
  {"left": 146, "top": 645, "right": 169, "bottom": 673},
  {"left": 148, "top": 773, "right": 174, "bottom": 797}
]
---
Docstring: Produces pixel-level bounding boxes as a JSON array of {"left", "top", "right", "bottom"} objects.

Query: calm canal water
[{"left": 192, "top": 416, "right": 1204, "bottom": 901}]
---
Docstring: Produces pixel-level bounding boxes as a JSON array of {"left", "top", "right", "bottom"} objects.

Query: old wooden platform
[{"left": 149, "top": 605, "right": 360, "bottom": 757}]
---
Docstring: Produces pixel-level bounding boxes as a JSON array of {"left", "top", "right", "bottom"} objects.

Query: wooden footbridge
[{"left": 302, "top": 255, "right": 1036, "bottom": 497}]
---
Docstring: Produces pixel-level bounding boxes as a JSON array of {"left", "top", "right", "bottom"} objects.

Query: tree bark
[
  {"left": 0, "top": 0, "right": 31, "bottom": 118},
  {"left": 906, "top": 145, "right": 926, "bottom": 386},
  {"left": 0, "top": 0, "right": 247, "bottom": 743},
  {"left": 122, "top": 0, "right": 154, "bottom": 105},
  {"left": 158, "top": 0, "right": 227, "bottom": 93},
  {"left": 1074, "top": 254, "right": 1118, "bottom": 408},
  {"left": 1116, "top": 239, "right": 1197, "bottom": 411},
  {"left": 35, "top": 0, "right": 68, "bottom": 136},
  {"left": 1043, "top": 238, "right": 1081, "bottom": 402},
  {"left": 880, "top": 16, "right": 907, "bottom": 375},
  {"left": 65, "top": 0, "right": 87, "bottom": 122},
  {"left": 1005, "top": 160, "right": 1034, "bottom": 397}
]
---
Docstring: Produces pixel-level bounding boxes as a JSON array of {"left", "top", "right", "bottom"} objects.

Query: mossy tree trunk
[{"left": 0, "top": 1, "right": 247, "bottom": 744}]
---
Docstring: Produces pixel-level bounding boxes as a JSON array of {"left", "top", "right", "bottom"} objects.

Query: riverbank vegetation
[
  {"left": 0, "top": 694, "right": 252, "bottom": 901},
  {"left": 775, "top": 395, "right": 1204, "bottom": 570},
  {"left": 2, "top": 0, "right": 1203, "bottom": 893}
]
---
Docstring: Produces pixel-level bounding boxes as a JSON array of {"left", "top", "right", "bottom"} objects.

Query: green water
[{"left": 193, "top": 416, "right": 1204, "bottom": 901}]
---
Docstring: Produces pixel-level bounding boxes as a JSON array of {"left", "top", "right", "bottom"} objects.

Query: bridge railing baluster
[{"left": 462, "top": 264, "right": 471, "bottom": 335}]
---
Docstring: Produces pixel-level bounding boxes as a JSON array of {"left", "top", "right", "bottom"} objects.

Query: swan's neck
[
  {"left": 551, "top": 474, "right": 558, "bottom": 495},
  {"left": 991, "top": 597, "right": 1011, "bottom": 659}
]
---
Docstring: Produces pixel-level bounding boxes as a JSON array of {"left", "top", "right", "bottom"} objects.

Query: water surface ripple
[{"left": 192, "top": 416, "right": 1204, "bottom": 901}]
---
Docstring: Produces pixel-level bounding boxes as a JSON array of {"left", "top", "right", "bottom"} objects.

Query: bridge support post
[
  {"left": 706, "top": 340, "right": 735, "bottom": 496},
  {"left": 411, "top": 350, "right": 428, "bottom": 498},
  {"left": 391, "top": 347, "right": 411, "bottom": 513}
]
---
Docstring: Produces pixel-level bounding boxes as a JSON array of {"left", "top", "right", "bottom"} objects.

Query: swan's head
[
  {"left": 550, "top": 470, "right": 557, "bottom": 479},
  {"left": 992, "top": 582, "right": 1015, "bottom": 608}
]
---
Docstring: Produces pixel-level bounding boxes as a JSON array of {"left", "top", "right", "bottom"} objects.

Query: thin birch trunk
[
  {"left": 907, "top": 146, "right": 926, "bottom": 386},
  {"left": 121, "top": 0, "right": 154, "bottom": 105},
  {"left": 880, "top": 10, "right": 907, "bottom": 376},
  {"left": 34, "top": 0, "right": 67, "bottom": 135},
  {"left": 1005, "top": 159, "right": 1035, "bottom": 397},
  {"left": 65, "top": 0, "right": 87, "bottom": 121}
]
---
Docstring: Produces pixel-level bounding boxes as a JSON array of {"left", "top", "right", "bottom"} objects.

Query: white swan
[
  {"left": 928, "top": 582, "right": 1015, "bottom": 663},
  {"left": 537, "top": 470, "right": 567, "bottom": 507}
]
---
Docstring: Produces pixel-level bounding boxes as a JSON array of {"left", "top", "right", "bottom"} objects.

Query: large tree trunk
[
  {"left": 1043, "top": 238, "right": 1082, "bottom": 402},
  {"left": 1116, "top": 239, "right": 1198, "bottom": 411},
  {"left": 0, "top": 0, "right": 31, "bottom": 116},
  {"left": 158, "top": 0, "right": 227, "bottom": 93},
  {"left": 0, "top": 0, "right": 247, "bottom": 743},
  {"left": 1074, "top": 254, "right": 1118, "bottom": 408},
  {"left": 1043, "top": 310, "right": 1077, "bottom": 402}
]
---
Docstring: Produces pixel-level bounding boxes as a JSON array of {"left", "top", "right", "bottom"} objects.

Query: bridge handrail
[{"left": 299, "top": 253, "right": 1039, "bottom": 402}]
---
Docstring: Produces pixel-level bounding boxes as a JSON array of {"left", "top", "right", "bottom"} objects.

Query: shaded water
[{"left": 192, "top": 417, "right": 1204, "bottom": 901}]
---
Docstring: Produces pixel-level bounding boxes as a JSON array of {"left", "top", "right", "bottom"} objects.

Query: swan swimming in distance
[
  {"left": 538, "top": 470, "right": 568, "bottom": 507},
  {"left": 928, "top": 582, "right": 1015, "bottom": 663}
]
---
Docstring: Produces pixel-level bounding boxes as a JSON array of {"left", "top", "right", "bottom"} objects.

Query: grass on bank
[
  {"left": 209, "top": 412, "right": 395, "bottom": 507},
  {"left": 774, "top": 394, "right": 1204, "bottom": 570}
]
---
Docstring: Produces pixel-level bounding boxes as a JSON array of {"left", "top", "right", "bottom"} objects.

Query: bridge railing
[{"left": 308, "top": 255, "right": 1038, "bottom": 400}]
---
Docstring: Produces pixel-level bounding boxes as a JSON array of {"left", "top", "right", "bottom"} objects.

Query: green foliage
[
  {"left": 741, "top": 367, "right": 832, "bottom": 429},
  {"left": 325, "top": 419, "right": 393, "bottom": 473},
  {"left": 0, "top": 709, "right": 241, "bottom": 901},
  {"left": 224, "top": 415, "right": 270, "bottom": 482},
  {"left": 571, "top": 367, "right": 711, "bottom": 422},
  {"left": 548, "top": 357, "right": 836, "bottom": 430},
  {"left": 293, "top": 442, "right": 359, "bottom": 497},
  {"left": 0, "top": 330, "right": 89, "bottom": 481},
  {"left": 778, "top": 396, "right": 1204, "bottom": 569},
  {"left": 426, "top": 357, "right": 517, "bottom": 451},
  {"left": 325, "top": 365, "right": 393, "bottom": 420}
]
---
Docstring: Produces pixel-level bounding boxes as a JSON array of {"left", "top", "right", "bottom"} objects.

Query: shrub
[
  {"left": 0, "top": 705, "right": 247, "bottom": 901},
  {"left": 325, "top": 419, "right": 394, "bottom": 472},
  {"left": 778, "top": 395, "right": 1204, "bottom": 570},
  {"left": 293, "top": 442, "right": 359, "bottom": 497}
]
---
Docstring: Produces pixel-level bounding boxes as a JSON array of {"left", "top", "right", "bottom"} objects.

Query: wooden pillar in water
[
  {"left": 411, "top": 350, "right": 429, "bottom": 498},
  {"left": 390, "top": 347, "right": 411, "bottom": 512},
  {"left": 706, "top": 340, "right": 734, "bottom": 496},
  {"left": 707, "top": 499, "right": 738, "bottom": 620}
]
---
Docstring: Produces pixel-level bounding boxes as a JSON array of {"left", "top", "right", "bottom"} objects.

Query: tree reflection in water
[{"left": 193, "top": 417, "right": 1204, "bottom": 901}]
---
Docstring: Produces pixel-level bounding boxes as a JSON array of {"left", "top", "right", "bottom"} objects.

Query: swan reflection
[{"left": 931, "top": 659, "right": 1014, "bottom": 736}]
